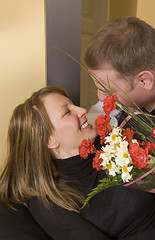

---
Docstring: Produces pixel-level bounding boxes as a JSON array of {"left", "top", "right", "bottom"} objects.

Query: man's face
[{"left": 89, "top": 65, "right": 142, "bottom": 109}]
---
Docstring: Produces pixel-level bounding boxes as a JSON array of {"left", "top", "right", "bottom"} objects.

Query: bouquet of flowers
[
  {"left": 79, "top": 93, "right": 155, "bottom": 208},
  {"left": 55, "top": 47, "right": 155, "bottom": 208}
]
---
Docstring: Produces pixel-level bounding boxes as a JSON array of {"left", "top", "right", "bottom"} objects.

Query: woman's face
[{"left": 42, "top": 92, "right": 97, "bottom": 158}]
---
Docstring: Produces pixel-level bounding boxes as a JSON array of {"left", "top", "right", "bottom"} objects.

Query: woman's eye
[{"left": 64, "top": 109, "right": 71, "bottom": 116}]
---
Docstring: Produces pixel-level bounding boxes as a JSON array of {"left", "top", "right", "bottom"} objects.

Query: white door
[{"left": 80, "top": 0, "right": 109, "bottom": 109}]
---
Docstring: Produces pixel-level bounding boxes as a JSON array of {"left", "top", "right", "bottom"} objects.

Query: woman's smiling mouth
[{"left": 81, "top": 121, "right": 89, "bottom": 129}]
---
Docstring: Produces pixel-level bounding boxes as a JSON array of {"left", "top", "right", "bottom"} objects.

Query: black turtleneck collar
[
  {"left": 55, "top": 153, "right": 96, "bottom": 180},
  {"left": 54, "top": 152, "right": 107, "bottom": 195}
]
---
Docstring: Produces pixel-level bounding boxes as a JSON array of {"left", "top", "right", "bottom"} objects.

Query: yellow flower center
[
  {"left": 112, "top": 134, "right": 117, "bottom": 141},
  {"left": 123, "top": 152, "right": 128, "bottom": 158},
  {"left": 107, "top": 164, "right": 112, "bottom": 169},
  {"left": 117, "top": 143, "right": 120, "bottom": 148},
  {"left": 122, "top": 165, "right": 127, "bottom": 172}
]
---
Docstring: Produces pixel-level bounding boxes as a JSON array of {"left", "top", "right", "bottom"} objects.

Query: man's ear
[
  {"left": 47, "top": 135, "right": 59, "bottom": 149},
  {"left": 138, "top": 71, "right": 154, "bottom": 90}
]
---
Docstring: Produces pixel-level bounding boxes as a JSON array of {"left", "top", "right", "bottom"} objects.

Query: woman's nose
[{"left": 75, "top": 106, "right": 87, "bottom": 118}]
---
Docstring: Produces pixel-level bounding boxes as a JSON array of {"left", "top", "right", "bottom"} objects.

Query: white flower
[
  {"left": 131, "top": 139, "right": 139, "bottom": 144},
  {"left": 100, "top": 153, "right": 110, "bottom": 169},
  {"left": 107, "top": 161, "right": 121, "bottom": 176},
  {"left": 115, "top": 147, "right": 132, "bottom": 167},
  {"left": 99, "top": 127, "right": 135, "bottom": 182},
  {"left": 114, "top": 139, "right": 132, "bottom": 166},
  {"left": 119, "top": 140, "right": 129, "bottom": 149},
  {"left": 102, "top": 144, "right": 117, "bottom": 156},
  {"left": 105, "top": 127, "right": 123, "bottom": 145},
  {"left": 121, "top": 165, "right": 133, "bottom": 182}
]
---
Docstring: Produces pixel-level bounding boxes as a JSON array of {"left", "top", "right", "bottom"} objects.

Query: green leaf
[{"left": 81, "top": 175, "right": 122, "bottom": 209}]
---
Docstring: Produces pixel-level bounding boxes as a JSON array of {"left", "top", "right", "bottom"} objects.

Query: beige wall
[
  {"left": 0, "top": 0, "right": 46, "bottom": 167},
  {"left": 136, "top": 0, "right": 155, "bottom": 27},
  {"left": 109, "top": 0, "right": 137, "bottom": 20},
  {"left": 109, "top": 0, "right": 155, "bottom": 28}
]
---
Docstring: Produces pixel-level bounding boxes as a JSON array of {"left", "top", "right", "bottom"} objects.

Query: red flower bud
[
  {"left": 144, "top": 142, "right": 155, "bottom": 155},
  {"left": 103, "top": 94, "right": 118, "bottom": 115},
  {"left": 122, "top": 128, "right": 134, "bottom": 143},
  {"left": 95, "top": 115, "right": 111, "bottom": 136},
  {"left": 93, "top": 150, "right": 104, "bottom": 171},
  {"left": 152, "top": 128, "right": 155, "bottom": 138}
]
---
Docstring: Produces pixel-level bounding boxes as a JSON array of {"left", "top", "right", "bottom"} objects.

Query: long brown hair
[{"left": 0, "top": 86, "right": 85, "bottom": 212}]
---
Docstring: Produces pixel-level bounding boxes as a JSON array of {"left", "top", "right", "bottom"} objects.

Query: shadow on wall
[{"left": 46, "top": 0, "right": 81, "bottom": 106}]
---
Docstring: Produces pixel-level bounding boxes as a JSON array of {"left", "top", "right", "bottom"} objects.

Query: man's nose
[{"left": 97, "top": 90, "right": 106, "bottom": 102}]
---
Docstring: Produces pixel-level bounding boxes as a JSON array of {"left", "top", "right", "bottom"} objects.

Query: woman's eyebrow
[
  {"left": 58, "top": 99, "right": 72, "bottom": 114},
  {"left": 58, "top": 104, "right": 67, "bottom": 114}
]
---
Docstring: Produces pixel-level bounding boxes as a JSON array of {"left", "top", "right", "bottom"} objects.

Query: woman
[{"left": 0, "top": 86, "right": 154, "bottom": 240}]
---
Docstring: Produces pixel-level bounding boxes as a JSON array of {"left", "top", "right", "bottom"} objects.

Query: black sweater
[{"left": 28, "top": 153, "right": 155, "bottom": 240}]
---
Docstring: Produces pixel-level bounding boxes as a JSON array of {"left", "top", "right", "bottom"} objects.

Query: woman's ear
[
  {"left": 47, "top": 135, "right": 59, "bottom": 149},
  {"left": 138, "top": 71, "right": 155, "bottom": 90}
]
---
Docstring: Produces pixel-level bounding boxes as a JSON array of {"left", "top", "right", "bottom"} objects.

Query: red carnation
[
  {"left": 152, "top": 128, "right": 155, "bottom": 138},
  {"left": 144, "top": 142, "right": 155, "bottom": 155},
  {"left": 93, "top": 150, "right": 103, "bottom": 171},
  {"left": 129, "top": 142, "right": 149, "bottom": 170},
  {"left": 122, "top": 128, "right": 134, "bottom": 143},
  {"left": 95, "top": 115, "right": 111, "bottom": 137},
  {"left": 79, "top": 139, "right": 95, "bottom": 159},
  {"left": 103, "top": 94, "right": 118, "bottom": 115},
  {"left": 100, "top": 130, "right": 110, "bottom": 144},
  {"left": 128, "top": 142, "right": 139, "bottom": 157}
]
